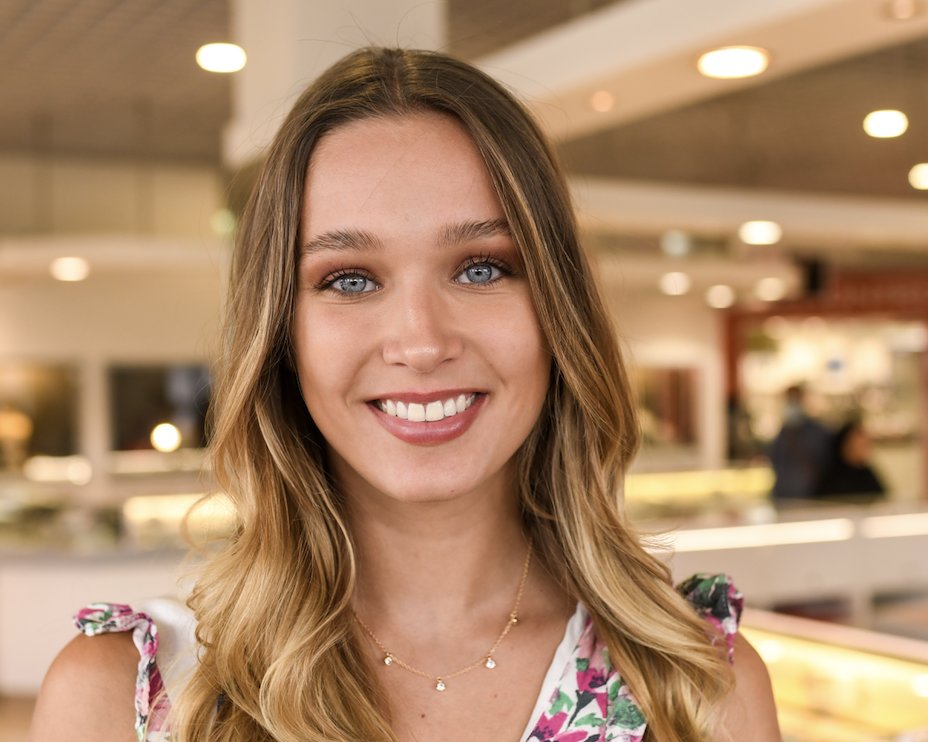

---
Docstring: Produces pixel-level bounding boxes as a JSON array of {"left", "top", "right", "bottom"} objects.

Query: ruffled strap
[
  {"left": 676, "top": 573, "right": 743, "bottom": 662},
  {"left": 74, "top": 603, "right": 169, "bottom": 742}
]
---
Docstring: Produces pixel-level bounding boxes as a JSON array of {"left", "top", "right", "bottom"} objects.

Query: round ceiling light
[
  {"left": 706, "top": 284, "right": 736, "bottom": 309},
  {"left": 863, "top": 109, "right": 908, "bottom": 138},
  {"left": 50, "top": 256, "right": 90, "bottom": 282},
  {"left": 151, "top": 422, "right": 183, "bottom": 453},
  {"left": 697, "top": 46, "right": 769, "bottom": 79},
  {"left": 738, "top": 220, "right": 782, "bottom": 245},
  {"left": 196, "top": 43, "right": 247, "bottom": 73},
  {"left": 755, "top": 277, "right": 786, "bottom": 302},
  {"left": 659, "top": 271, "right": 691, "bottom": 296},
  {"left": 908, "top": 163, "right": 928, "bottom": 190}
]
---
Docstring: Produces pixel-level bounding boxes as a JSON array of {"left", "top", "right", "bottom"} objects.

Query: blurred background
[{"left": 1, "top": 0, "right": 928, "bottom": 738}]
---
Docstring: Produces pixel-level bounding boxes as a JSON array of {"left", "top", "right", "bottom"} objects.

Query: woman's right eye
[{"left": 318, "top": 271, "right": 377, "bottom": 294}]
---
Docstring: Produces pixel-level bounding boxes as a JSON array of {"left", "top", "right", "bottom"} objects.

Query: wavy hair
[{"left": 171, "top": 47, "right": 733, "bottom": 741}]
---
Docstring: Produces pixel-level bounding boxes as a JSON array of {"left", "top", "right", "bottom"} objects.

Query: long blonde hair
[{"left": 172, "top": 47, "right": 733, "bottom": 741}]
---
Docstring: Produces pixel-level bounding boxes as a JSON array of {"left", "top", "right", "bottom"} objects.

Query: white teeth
[{"left": 378, "top": 393, "right": 476, "bottom": 423}]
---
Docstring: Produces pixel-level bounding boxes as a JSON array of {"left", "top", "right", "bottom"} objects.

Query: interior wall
[{"left": 601, "top": 282, "right": 726, "bottom": 472}]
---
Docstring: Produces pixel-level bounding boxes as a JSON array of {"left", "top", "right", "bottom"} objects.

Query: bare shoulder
[
  {"left": 716, "top": 633, "right": 781, "bottom": 741},
  {"left": 29, "top": 632, "right": 137, "bottom": 742}
]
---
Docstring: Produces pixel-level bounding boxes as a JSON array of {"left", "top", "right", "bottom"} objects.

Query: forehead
[{"left": 301, "top": 112, "right": 504, "bottom": 240}]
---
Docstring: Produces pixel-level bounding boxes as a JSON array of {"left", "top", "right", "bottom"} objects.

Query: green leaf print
[
  {"left": 550, "top": 690, "right": 574, "bottom": 714},
  {"left": 573, "top": 713, "right": 604, "bottom": 728},
  {"left": 575, "top": 657, "right": 590, "bottom": 671},
  {"left": 611, "top": 696, "right": 646, "bottom": 728}
]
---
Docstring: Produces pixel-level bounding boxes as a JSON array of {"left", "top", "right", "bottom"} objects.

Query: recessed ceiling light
[
  {"left": 590, "top": 90, "right": 615, "bottom": 113},
  {"left": 50, "top": 256, "right": 90, "bottom": 282},
  {"left": 908, "top": 163, "right": 928, "bottom": 190},
  {"left": 863, "top": 109, "right": 908, "bottom": 138},
  {"left": 151, "top": 422, "right": 183, "bottom": 453},
  {"left": 659, "top": 271, "right": 691, "bottom": 296},
  {"left": 738, "top": 220, "right": 782, "bottom": 245},
  {"left": 706, "top": 284, "right": 735, "bottom": 309},
  {"left": 697, "top": 46, "right": 769, "bottom": 79},
  {"left": 196, "top": 43, "right": 247, "bottom": 73},
  {"left": 755, "top": 277, "right": 786, "bottom": 302}
]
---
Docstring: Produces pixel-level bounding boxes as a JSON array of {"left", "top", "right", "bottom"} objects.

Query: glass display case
[{"left": 743, "top": 609, "right": 928, "bottom": 741}]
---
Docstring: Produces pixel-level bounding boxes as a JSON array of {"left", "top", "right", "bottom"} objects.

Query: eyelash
[{"left": 314, "top": 254, "right": 514, "bottom": 295}]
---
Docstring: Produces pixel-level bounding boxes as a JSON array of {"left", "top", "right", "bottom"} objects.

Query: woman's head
[
  {"left": 182, "top": 47, "right": 727, "bottom": 742},
  {"left": 218, "top": 46, "right": 639, "bottom": 511}
]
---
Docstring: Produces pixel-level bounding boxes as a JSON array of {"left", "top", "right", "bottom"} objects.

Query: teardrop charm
[
  {"left": 383, "top": 654, "right": 394, "bottom": 666},
  {"left": 435, "top": 679, "right": 446, "bottom": 692},
  {"left": 485, "top": 657, "right": 496, "bottom": 669}
]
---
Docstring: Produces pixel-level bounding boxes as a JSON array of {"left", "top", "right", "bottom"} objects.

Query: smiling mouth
[{"left": 375, "top": 393, "right": 478, "bottom": 422}]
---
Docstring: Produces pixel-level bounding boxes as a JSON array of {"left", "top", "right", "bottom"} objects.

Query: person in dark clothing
[
  {"left": 817, "top": 419, "right": 886, "bottom": 502},
  {"left": 769, "top": 385, "right": 830, "bottom": 501}
]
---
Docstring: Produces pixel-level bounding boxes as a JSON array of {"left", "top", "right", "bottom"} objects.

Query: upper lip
[{"left": 367, "top": 389, "right": 483, "bottom": 404}]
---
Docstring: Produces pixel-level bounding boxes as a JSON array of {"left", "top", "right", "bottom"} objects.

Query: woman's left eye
[{"left": 456, "top": 260, "right": 505, "bottom": 285}]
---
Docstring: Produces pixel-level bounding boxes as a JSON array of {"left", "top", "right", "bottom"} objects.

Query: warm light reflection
[
  {"left": 908, "top": 163, "right": 928, "bottom": 190},
  {"left": 755, "top": 276, "right": 786, "bottom": 302},
  {"left": 196, "top": 43, "right": 247, "bottom": 73},
  {"left": 22, "top": 455, "right": 92, "bottom": 484},
  {"left": 625, "top": 466, "right": 773, "bottom": 502},
  {"left": 860, "top": 512, "right": 928, "bottom": 538},
  {"left": 671, "top": 518, "right": 854, "bottom": 551},
  {"left": 741, "top": 623, "right": 928, "bottom": 730},
  {"left": 50, "top": 256, "right": 90, "bottom": 282},
  {"left": 706, "top": 284, "right": 735, "bottom": 309},
  {"left": 757, "top": 639, "right": 785, "bottom": 663},
  {"left": 659, "top": 271, "right": 691, "bottom": 296},
  {"left": 738, "top": 220, "right": 782, "bottom": 245},
  {"left": 863, "top": 109, "right": 908, "bottom": 138},
  {"left": 150, "top": 422, "right": 182, "bottom": 453},
  {"left": 697, "top": 46, "right": 769, "bottom": 79}
]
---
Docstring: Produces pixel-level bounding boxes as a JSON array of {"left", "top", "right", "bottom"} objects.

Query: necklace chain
[{"left": 353, "top": 539, "right": 533, "bottom": 692}]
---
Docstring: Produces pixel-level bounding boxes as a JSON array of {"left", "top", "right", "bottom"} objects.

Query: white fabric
[
  {"left": 518, "top": 602, "right": 588, "bottom": 741},
  {"left": 138, "top": 597, "right": 198, "bottom": 702},
  {"left": 136, "top": 595, "right": 588, "bottom": 742}
]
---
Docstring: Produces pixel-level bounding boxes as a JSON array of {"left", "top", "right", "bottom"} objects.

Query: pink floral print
[{"left": 74, "top": 574, "right": 741, "bottom": 741}]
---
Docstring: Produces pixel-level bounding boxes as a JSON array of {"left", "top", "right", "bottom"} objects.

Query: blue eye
[
  {"left": 458, "top": 262, "right": 501, "bottom": 285},
  {"left": 333, "top": 274, "right": 373, "bottom": 293}
]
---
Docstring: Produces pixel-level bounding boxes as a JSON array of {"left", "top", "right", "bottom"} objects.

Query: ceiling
[{"left": 0, "top": 0, "right": 926, "bottom": 267}]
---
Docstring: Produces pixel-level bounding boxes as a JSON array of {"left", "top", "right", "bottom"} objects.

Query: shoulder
[
  {"left": 29, "top": 632, "right": 137, "bottom": 741},
  {"left": 716, "top": 633, "right": 781, "bottom": 741}
]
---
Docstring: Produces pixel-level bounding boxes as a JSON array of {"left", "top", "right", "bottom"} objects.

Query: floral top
[{"left": 74, "top": 573, "right": 742, "bottom": 742}]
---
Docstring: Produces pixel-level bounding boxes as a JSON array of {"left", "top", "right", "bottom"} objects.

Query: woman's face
[{"left": 293, "top": 112, "right": 550, "bottom": 505}]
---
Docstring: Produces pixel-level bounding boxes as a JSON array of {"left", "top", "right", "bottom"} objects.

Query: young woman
[{"left": 31, "top": 47, "right": 779, "bottom": 741}]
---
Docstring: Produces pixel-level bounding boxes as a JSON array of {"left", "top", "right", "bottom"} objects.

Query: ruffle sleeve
[
  {"left": 74, "top": 603, "right": 170, "bottom": 742},
  {"left": 675, "top": 573, "right": 743, "bottom": 662}
]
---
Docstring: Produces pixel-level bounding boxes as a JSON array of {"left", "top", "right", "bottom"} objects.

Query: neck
[{"left": 344, "top": 474, "right": 530, "bottom": 634}]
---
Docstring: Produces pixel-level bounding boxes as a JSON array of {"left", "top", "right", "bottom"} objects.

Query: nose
[{"left": 381, "top": 285, "right": 464, "bottom": 373}]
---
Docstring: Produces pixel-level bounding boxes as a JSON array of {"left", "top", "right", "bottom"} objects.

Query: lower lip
[{"left": 369, "top": 394, "right": 486, "bottom": 446}]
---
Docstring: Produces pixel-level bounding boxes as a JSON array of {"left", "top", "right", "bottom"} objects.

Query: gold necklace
[{"left": 353, "top": 540, "right": 533, "bottom": 692}]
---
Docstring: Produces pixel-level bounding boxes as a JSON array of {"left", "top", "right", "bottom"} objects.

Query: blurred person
[
  {"left": 769, "top": 384, "right": 830, "bottom": 502},
  {"left": 817, "top": 418, "right": 886, "bottom": 502},
  {"left": 30, "top": 47, "right": 778, "bottom": 741}
]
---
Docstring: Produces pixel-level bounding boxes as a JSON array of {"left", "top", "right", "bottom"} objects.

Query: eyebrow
[{"left": 300, "top": 218, "right": 510, "bottom": 257}]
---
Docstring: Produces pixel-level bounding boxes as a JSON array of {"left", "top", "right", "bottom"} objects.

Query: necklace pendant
[
  {"left": 485, "top": 657, "right": 496, "bottom": 669},
  {"left": 383, "top": 654, "right": 394, "bottom": 666},
  {"left": 435, "top": 679, "right": 446, "bottom": 692}
]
